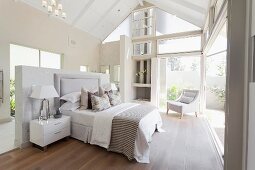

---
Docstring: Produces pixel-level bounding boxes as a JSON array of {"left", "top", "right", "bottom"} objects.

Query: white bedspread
[
  {"left": 90, "top": 103, "right": 138, "bottom": 148},
  {"left": 90, "top": 103, "right": 163, "bottom": 163}
]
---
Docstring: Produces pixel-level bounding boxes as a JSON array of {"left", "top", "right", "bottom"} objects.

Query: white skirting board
[{"left": 247, "top": 83, "right": 255, "bottom": 170}]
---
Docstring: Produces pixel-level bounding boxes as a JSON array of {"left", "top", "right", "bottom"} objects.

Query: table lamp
[{"left": 30, "top": 85, "right": 59, "bottom": 120}]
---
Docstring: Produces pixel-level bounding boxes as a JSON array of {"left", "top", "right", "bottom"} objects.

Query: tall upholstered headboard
[{"left": 54, "top": 73, "right": 109, "bottom": 107}]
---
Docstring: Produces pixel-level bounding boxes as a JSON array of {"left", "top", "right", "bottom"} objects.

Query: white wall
[
  {"left": 100, "top": 41, "right": 120, "bottom": 82},
  {"left": 15, "top": 66, "right": 109, "bottom": 148},
  {"left": 0, "top": 0, "right": 101, "bottom": 121}
]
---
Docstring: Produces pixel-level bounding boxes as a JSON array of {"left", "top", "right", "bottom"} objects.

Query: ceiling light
[
  {"left": 42, "top": 0, "right": 47, "bottom": 8},
  {"left": 42, "top": 0, "right": 66, "bottom": 19}
]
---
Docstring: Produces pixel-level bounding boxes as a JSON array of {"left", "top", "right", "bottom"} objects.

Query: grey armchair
[{"left": 166, "top": 89, "right": 199, "bottom": 119}]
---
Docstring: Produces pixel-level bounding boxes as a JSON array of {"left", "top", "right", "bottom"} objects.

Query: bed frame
[{"left": 54, "top": 73, "right": 109, "bottom": 142}]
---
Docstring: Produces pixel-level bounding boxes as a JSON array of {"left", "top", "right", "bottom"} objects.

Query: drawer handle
[
  {"left": 54, "top": 131, "right": 61, "bottom": 134},
  {"left": 54, "top": 122, "right": 61, "bottom": 125}
]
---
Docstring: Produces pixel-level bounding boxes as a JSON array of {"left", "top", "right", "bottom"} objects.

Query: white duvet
[{"left": 90, "top": 103, "right": 163, "bottom": 163}]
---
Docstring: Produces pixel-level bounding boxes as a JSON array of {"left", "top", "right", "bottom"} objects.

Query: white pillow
[
  {"left": 59, "top": 101, "right": 80, "bottom": 111},
  {"left": 60, "top": 92, "right": 81, "bottom": 103}
]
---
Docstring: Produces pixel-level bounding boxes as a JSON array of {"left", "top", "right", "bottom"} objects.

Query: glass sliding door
[
  {"left": 159, "top": 56, "right": 201, "bottom": 112},
  {"left": 205, "top": 23, "right": 227, "bottom": 150}
]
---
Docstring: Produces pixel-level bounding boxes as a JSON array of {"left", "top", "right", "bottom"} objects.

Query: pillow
[
  {"left": 99, "top": 86, "right": 112, "bottom": 96},
  {"left": 80, "top": 87, "right": 99, "bottom": 110},
  {"left": 80, "top": 88, "right": 89, "bottom": 110},
  {"left": 59, "top": 101, "right": 80, "bottom": 111},
  {"left": 107, "top": 92, "right": 121, "bottom": 106},
  {"left": 88, "top": 91, "right": 99, "bottom": 109},
  {"left": 179, "top": 96, "right": 194, "bottom": 104},
  {"left": 60, "top": 92, "right": 81, "bottom": 103},
  {"left": 91, "top": 94, "right": 111, "bottom": 111}
]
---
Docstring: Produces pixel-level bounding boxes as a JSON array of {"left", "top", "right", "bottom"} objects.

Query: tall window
[
  {"left": 205, "top": 23, "right": 227, "bottom": 148},
  {"left": 132, "top": 8, "right": 154, "bottom": 38},
  {"left": 10, "top": 44, "right": 61, "bottom": 78},
  {"left": 10, "top": 44, "right": 62, "bottom": 116}
]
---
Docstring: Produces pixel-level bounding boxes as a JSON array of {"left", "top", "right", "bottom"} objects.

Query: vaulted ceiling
[{"left": 20, "top": 0, "right": 210, "bottom": 41}]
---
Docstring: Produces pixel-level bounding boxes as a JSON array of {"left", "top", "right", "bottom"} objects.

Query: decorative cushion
[
  {"left": 107, "top": 92, "right": 121, "bottom": 106},
  {"left": 179, "top": 96, "right": 194, "bottom": 104},
  {"left": 80, "top": 88, "right": 89, "bottom": 110},
  {"left": 91, "top": 94, "right": 111, "bottom": 111},
  {"left": 60, "top": 92, "right": 81, "bottom": 103},
  {"left": 99, "top": 85, "right": 112, "bottom": 96},
  {"left": 88, "top": 91, "right": 99, "bottom": 109},
  {"left": 183, "top": 91, "right": 196, "bottom": 98},
  {"left": 80, "top": 87, "right": 99, "bottom": 110}
]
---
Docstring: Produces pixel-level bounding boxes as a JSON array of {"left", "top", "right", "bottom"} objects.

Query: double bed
[{"left": 54, "top": 73, "right": 162, "bottom": 163}]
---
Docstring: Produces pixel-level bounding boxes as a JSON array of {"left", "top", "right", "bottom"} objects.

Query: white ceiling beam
[
  {"left": 88, "top": 0, "right": 120, "bottom": 32},
  {"left": 71, "top": 0, "right": 96, "bottom": 26},
  {"left": 137, "top": 0, "right": 144, "bottom": 6}
]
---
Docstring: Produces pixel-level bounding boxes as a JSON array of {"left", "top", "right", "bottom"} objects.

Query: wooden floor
[{"left": 0, "top": 114, "right": 223, "bottom": 170}]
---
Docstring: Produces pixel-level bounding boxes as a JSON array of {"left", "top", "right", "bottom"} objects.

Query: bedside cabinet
[{"left": 30, "top": 115, "right": 70, "bottom": 150}]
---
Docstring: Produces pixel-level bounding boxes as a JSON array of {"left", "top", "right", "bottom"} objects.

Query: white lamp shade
[
  {"left": 111, "top": 83, "right": 118, "bottom": 91},
  {"left": 30, "top": 85, "right": 59, "bottom": 99}
]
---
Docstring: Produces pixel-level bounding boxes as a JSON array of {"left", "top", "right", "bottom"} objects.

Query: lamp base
[{"left": 39, "top": 99, "right": 50, "bottom": 120}]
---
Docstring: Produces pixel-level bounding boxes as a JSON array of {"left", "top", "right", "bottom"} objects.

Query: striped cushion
[
  {"left": 91, "top": 94, "right": 111, "bottom": 111},
  {"left": 107, "top": 92, "right": 121, "bottom": 106}
]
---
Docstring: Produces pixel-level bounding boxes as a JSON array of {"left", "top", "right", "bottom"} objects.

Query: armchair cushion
[{"left": 179, "top": 96, "right": 194, "bottom": 104}]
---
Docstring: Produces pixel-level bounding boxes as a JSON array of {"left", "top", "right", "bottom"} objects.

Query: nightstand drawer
[
  {"left": 44, "top": 118, "right": 70, "bottom": 134},
  {"left": 30, "top": 115, "right": 71, "bottom": 148},
  {"left": 44, "top": 127, "right": 70, "bottom": 146}
]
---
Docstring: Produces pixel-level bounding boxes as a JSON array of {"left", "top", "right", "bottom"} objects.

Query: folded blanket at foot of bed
[{"left": 108, "top": 104, "right": 157, "bottom": 160}]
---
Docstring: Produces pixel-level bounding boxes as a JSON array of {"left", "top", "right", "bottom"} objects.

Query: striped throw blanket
[{"left": 108, "top": 104, "right": 156, "bottom": 160}]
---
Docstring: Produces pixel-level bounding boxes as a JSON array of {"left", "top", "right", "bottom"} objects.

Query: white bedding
[
  {"left": 62, "top": 103, "right": 162, "bottom": 163},
  {"left": 61, "top": 109, "right": 96, "bottom": 127}
]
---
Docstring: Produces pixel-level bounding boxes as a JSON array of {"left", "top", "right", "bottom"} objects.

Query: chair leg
[
  {"left": 180, "top": 112, "right": 183, "bottom": 119},
  {"left": 166, "top": 104, "right": 169, "bottom": 114},
  {"left": 195, "top": 112, "right": 198, "bottom": 117}
]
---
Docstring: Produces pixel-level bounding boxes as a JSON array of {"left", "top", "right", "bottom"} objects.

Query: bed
[{"left": 54, "top": 73, "right": 163, "bottom": 163}]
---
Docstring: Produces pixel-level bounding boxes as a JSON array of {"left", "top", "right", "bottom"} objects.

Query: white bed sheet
[
  {"left": 62, "top": 103, "right": 163, "bottom": 163},
  {"left": 61, "top": 109, "right": 96, "bottom": 127}
]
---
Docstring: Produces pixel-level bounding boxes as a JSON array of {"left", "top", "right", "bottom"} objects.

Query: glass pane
[
  {"left": 133, "top": 42, "right": 152, "bottom": 55},
  {"left": 158, "top": 36, "right": 201, "bottom": 54},
  {"left": 159, "top": 56, "right": 201, "bottom": 111},
  {"left": 40, "top": 51, "right": 61, "bottom": 69},
  {"left": 215, "top": 0, "right": 225, "bottom": 20},
  {"left": 133, "top": 8, "right": 154, "bottom": 37},
  {"left": 10, "top": 44, "right": 40, "bottom": 79},
  {"left": 205, "top": 23, "right": 227, "bottom": 148},
  {"left": 156, "top": 8, "right": 201, "bottom": 36},
  {"left": 207, "top": 23, "right": 227, "bottom": 55}
]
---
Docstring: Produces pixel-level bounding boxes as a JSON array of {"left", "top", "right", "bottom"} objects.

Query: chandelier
[{"left": 42, "top": 0, "right": 66, "bottom": 19}]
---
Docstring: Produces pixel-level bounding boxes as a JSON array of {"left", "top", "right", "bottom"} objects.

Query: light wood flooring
[{"left": 0, "top": 113, "right": 223, "bottom": 170}]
